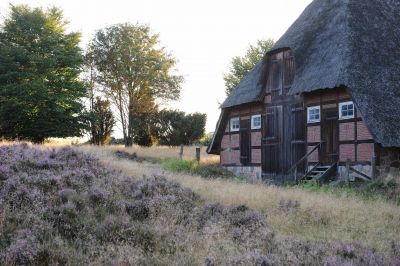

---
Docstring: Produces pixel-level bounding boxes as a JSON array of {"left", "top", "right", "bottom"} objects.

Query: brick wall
[
  {"left": 251, "top": 132, "right": 262, "bottom": 146},
  {"left": 357, "top": 121, "right": 373, "bottom": 140},
  {"left": 220, "top": 150, "right": 240, "bottom": 165},
  {"left": 307, "top": 126, "right": 320, "bottom": 142},
  {"left": 220, "top": 150, "right": 230, "bottom": 165},
  {"left": 357, "top": 143, "right": 374, "bottom": 161},
  {"left": 339, "top": 122, "right": 355, "bottom": 141},
  {"left": 340, "top": 144, "right": 355, "bottom": 161},
  {"left": 230, "top": 134, "right": 239, "bottom": 148},
  {"left": 221, "top": 135, "right": 230, "bottom": 149},
  {"left": 308, "top": 145, "right": 319, "bottom": 162},
  {"left": 251, "top": 149, "right": 261, "bottom": 164},
  {"left": 221, "top": 104, "right": 263, "bottom": 166}
]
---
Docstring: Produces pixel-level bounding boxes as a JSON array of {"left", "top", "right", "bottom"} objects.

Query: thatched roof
[{"left": 211, "top": 0, "right": 400, "bottom": 153}]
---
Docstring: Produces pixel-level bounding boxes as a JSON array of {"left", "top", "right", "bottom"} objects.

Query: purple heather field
[{"left": 0, "top": 144, "right": 399, "bottom": 265}]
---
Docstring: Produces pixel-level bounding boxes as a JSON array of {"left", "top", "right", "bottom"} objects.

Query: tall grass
[{"left": 78, "top": 145, "right": 400, "bottom": 255}]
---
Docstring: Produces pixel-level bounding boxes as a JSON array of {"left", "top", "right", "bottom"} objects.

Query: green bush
[{"left": 161, "top": 159, "right": 243, "bottom": 180}]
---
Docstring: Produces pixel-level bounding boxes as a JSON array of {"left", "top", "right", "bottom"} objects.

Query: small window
[
  {"left": 251, "top": 115, "right": 262, "bottom": 129},
  {"left": 307, "top": 106, "right": 320, "bottom": 123},
  {"left": 339, "top": 101, "right": 355, "bottom": 120},
  {"left": 230, "top": 117, "right": 240, "bottom": 132}
]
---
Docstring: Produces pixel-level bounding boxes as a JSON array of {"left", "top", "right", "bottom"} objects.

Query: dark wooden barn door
[
  {"left": 321, "top": 108, "right": 338, "bottom": 163},
  {"left": 240, "top": 119, "right": 251, "bottom": 165},
  {"left": 290, "top": 103, "right": 306, "bottom": 174},
  {"left": 262, "top": 106, "right": 282, "bottom": 177}
]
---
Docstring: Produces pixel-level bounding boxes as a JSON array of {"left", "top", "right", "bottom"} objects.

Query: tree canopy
[
  {"left": 90, "top": 97, "right": 115, "bottom": 145},
  {"left": 88, "top": 23, "right": 183, "bottom": 146},
  {"left": 0, "top": 5, "right": 87, "bottom": 143},
  {"left": 223, "top": 39, "right": 275, "bottom": 96},
  {"left": 153, "top": 110, "right": 206, "bottom": 146}
]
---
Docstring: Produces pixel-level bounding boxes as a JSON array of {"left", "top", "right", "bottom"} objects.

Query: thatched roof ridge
[{"left": 216, "top": 0, "right": 400, "bottom": 149}]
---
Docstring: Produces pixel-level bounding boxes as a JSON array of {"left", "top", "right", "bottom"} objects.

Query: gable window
[
  {"left": 339, "top": 101, "right": 355, "bottom": 120},
  {"left": 230, "top": 117, "right": 240, "bottom": 132},
  {"left": 251, "top": 114, "right": 262, "bottom": 129},
  {"left": 307, "top": 106, "right": 320, "bottom": 123}
]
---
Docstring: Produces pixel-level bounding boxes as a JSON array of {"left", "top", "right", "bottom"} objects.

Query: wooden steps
[{"left": 303, "top": 163, "right": 337, "bottom": 182}]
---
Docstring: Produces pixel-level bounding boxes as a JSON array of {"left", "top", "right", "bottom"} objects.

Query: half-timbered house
[{"left": 208, "top": 0, "right": 400, "bottom": 183}]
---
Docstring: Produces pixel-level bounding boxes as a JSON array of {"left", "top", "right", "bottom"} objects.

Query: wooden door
[
  {"left": 321, "top": 108, "right": 339, "bottom": 163},
  {"left": 290, "top": 103, "right": 306, "bottom": 174},
  {"left": 240, "top": 119, "right": 251, "bottom": 165},
  {"left": 262, "top": 106, "right": 282, "bottom": 178}
]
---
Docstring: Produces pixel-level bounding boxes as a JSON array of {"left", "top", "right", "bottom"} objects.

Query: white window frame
[
  {"left": 251, "top": 114, "right": 262, "bottom": 129},
  {"left": 230, "top": 117, "right": 240, "bottom": 132},
  {"left": 339, "top": 101, "right": 355, "bottom": 120},
  {"left": 307, "top": 106, "right": 321, "bottom": 123}
]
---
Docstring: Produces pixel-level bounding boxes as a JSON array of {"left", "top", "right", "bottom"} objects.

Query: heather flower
[
  {"left": 58, "top": 188, "right": 77, "bottom": 203},
  {"left": 0, "top": 165, "right": 12, "bottom": 180}
]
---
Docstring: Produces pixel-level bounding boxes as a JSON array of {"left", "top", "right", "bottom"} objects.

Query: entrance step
[{"left": 302, "top": 163, "right": 337, "bottom": 182}]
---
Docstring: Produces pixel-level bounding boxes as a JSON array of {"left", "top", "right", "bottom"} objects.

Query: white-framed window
[
  {"left": 251, "top": 114, "right": 262, "bottom": 129},
  {"left": 230, "top": 117, "right": 240, "bottom": 132},
  {"left": 307, "top": 106, "right": 320, "bottom": 123},
  {"left": 339, "top": 101, "right": 355, "bottom": 120}
]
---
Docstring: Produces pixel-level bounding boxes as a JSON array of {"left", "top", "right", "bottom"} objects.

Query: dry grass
[
  {"left": 78, "top": 145, "right": 400, "bottom": 255},
  {"left": 82, "top": 144, "right": 219, "bottom": 164}
]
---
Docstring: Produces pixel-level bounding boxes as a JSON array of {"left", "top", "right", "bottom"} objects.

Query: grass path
[{"left": 78, "top": 145, "right": 400, "bottom": 254}]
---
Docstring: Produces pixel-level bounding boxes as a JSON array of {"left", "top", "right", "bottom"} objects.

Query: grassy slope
[{"left": 79, "top": 145, "right": 400, "bottom": 255}]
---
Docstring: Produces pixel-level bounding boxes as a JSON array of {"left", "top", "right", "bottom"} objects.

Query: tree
[
  {"left": 0, "top": 5, "right": 87, "bottom": 143},
  {"left": 90, "top": 97, "right": 115, "bottom": 145},
  {"left": 153, "top": 110, "right": 206, "bottom": 146},
  {"left": 88, "top": 23, "right": 183, "bottom": 146},
  {"left": 223, "top": 39, "right": 275, "bottom": 95}
]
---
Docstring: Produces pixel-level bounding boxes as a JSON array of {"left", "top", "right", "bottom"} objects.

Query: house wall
[
  {"left": 220, "top": 104, "right": 263, "bottom": 180},
  {"left": 305, "top": 87, "right": 376, "bottom": 179}
]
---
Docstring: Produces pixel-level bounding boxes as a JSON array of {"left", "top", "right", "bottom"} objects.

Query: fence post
[
  {"left": 179, "top": 144, "right": 184, "bottom": 160},
  {"left": 371, "top": 155, "right": 377, "bottom": 179},
  {"left": 346, "top": 159, "right": 351, "bottom": 184},
  {"left": 196, "top": 147, "right": 201, "bottom": 163}
]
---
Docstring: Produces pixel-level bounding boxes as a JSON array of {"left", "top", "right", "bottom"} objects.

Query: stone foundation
[
  {"left": 224, "top": 166, "right": 262, "bottom": 182},
  {"left": 338, "top": 164, "right": 372, "bottom": 181}
]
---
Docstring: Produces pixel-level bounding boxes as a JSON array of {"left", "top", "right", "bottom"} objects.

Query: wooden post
[
  {"left": 371, "top": 155, "right": 377, "bottom": 179},
  {"left": 346, "top": 159, "right": 351, "bottom": 184},
  {"left": 179, "top": 144, "right": 184, "bottom": 160},
  {"left": 294, "top": 166, "right": 298, "bottom": 184},
  {"left": 196, "top": 147, "right": 201, "bottom": 163}
]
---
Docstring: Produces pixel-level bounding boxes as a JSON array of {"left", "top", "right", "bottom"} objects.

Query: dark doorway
[
  {"left": 240, "top": 118, "right": 251, "bottom": 165},
  {"left": 321, "top": 108, "right": 339, "bottom": 164},
  {"left": 262, "top": 106, "right": 282, "bottom": 177}
]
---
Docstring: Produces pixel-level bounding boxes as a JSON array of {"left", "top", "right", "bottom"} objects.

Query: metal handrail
[{"left": 287, "top": 142, "right": 322, "bottom": 174}]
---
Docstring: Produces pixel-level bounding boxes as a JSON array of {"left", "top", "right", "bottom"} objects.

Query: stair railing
[{"left": 287, "top": 142, "right": 322, "bottom": 183}]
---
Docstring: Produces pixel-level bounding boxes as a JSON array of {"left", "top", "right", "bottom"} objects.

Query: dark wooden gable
[{"left": 267, "top": 50, "right": 295, "bottom": 96}]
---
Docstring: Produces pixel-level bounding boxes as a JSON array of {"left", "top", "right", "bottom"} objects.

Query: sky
[{"left": 0, "top": 0, "right": 313, "bottom": 136}]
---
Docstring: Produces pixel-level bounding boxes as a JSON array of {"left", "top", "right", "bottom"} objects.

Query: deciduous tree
[
  {"left": 90, "top": 97, "right": 115, "bottom": 145},
  {"left": 153, "top": 110, "right": 206, "bottom": 146},
  {"left": 223, "top": 39, "right": 275, "bottom": 96},
  {"left": 88, "top": 23, "right": 183, "bottom": 146},
  {"left": 0, "top": 5, "right": 87, "bottom": 143}
]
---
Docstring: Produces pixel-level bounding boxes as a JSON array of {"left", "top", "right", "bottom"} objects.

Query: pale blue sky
[{"left": 0, "top": 0, "right": 313, "bottom": 136}]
